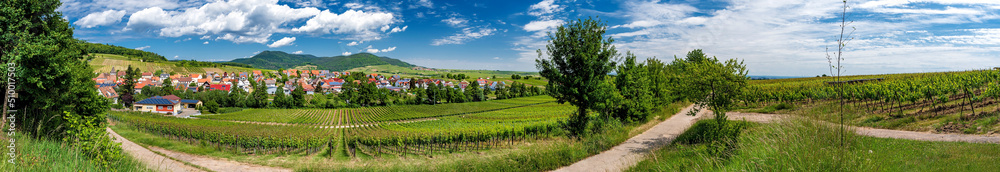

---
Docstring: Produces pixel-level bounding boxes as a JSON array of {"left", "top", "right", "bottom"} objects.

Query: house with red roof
[{"left": 208, "top": 84, "right": 231, "bottom": 92}]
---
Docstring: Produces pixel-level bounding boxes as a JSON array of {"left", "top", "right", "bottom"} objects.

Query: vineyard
[
  {"left": 740, "top": 69, "right": 1000, "bottom": 133},
  {"left": 199, "top": 95, "right": 558, "bottom": 125},
  {"left": 89, "top": 53, "right": 263, "bottom": 74},
  {"left": 110, "top": 96, "right": 575, "bottom": 158}
]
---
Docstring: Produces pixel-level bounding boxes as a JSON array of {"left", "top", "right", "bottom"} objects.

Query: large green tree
[
  {"left": 1, "top": 0, "right": 121, "bottom": 166},
  {"left": 1, "top": 0, "right": 109, "bottom": 136},
  {"left": 535, "top": 17, "right": 618, "bottom": 138}
]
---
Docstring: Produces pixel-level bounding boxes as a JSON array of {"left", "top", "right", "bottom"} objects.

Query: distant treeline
[
  {"left": 171, "top": 60, "right": 254, "bottom": 68},
  {"left": 82, "top": 42, "right": 167, "bottom": 62}
]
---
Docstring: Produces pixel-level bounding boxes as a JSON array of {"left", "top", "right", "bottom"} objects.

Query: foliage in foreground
[
  {"left": 0, "top": 132, "right": 148, "bottom": 171},
  {"left": 1, "top": 0, "right": 123, "bottom": 168}
]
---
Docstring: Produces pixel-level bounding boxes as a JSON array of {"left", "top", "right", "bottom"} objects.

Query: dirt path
[
  {"left": 552, "top": 105, "right": 709, "bottom": 172},
  {"left": 725, "top": 112, "right": 1000, "bottom": 143},
  {"left": 146, "top": 147, "right": 293, "bottom": 172},
  {"left": 106, "top": 128, "right": 204, "bottom": 172},
  {"left": 109, "top": 127, "right": 294, "bottom": 172}
]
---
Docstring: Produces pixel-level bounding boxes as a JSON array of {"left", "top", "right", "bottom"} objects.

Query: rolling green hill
[
  {"left": 81, "top": 42, "right": 168, "bottom": 62},
  {"left": 90, "top": 53, "right": 269, "bottom": 74},
  {"left": 229, "top": 51, "right": 415, "bottom": 71}
]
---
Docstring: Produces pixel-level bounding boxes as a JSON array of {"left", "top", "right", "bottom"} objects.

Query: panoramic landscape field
[{"left": 3, "top": 0, "right": 1000, "bottom": 171}]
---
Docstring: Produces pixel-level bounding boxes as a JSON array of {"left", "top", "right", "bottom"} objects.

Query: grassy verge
[
  {"left": 0, "top": 134, "right": 150, "bottom": 171},
  {"left": 630, "top": 118, "right": 1000, "bottom": 171}
]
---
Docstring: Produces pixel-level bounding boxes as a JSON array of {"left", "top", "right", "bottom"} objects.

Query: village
[{"left": 92, "top": 68, "right": 519, "bottom": 115}]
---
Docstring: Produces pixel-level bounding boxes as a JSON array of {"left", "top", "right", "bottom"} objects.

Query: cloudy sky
[{"left": 60, "top": 0, "right": 1000, "bottom": 76}]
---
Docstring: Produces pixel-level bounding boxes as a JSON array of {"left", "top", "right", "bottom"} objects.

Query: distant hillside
[
  {"left": 90, "top": 53, "right": 267, "bottom": 74},
  {"left": 81, "top": 42, "right": 168, "bottom": 62},
  {"left": 230, "top": 51, "right": 415, "bottom": 71}
]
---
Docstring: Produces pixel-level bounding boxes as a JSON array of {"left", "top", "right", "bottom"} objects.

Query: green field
[
  {"left": 111, "top": 96, "right": 573, "bottom": 158},
  {"left": 199, "top": 95, "right": 558, "bottom": 124},
  {"left": 89, "top": 53, "right": 270, "bottom": 74}
]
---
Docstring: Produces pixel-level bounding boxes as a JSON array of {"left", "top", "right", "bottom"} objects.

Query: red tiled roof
[{"left": 161, "top": 95, "right": 181, "bottom": 101}]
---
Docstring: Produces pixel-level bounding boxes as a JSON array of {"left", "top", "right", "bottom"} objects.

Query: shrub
[{"left": 62, "top": 111, "right": 124, "bottom": 168}]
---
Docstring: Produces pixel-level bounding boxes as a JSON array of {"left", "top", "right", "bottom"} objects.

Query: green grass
[
  {"left": 629, "top": 118, "right": 1000, "bottom": 171},
  {"left": 0, "top": 134, "right": 151, "bottom": 171}
]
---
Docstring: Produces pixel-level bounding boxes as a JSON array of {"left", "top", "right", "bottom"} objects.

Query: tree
[
  {"left": 535, "top": 17, "right": 618, "bottom": 138},
  {"left": 120, "top": 65, "right": 139, "bottom": 108},
  {"left": 610, "top": 53, "right": 655, "bottom": 123},
  {"left": 644, "top": 58, "right": 674, "bottom": 106},
  {"left": 273, "top": 87, "right": 289, "bottom": 108},
  {"left": 676, "top": 51, "right": 748, "bottom": 126},
  {"left": 292, "top": 84, "right": 306, "bottom": 108},
  {"left": 468, "top": 80, "right": 483, "bottom": 101},
  {"left": 162, "top": 77, "right": 173, "bottom": 95},
  {"left": 1, "top": 0, "right": 118, "bottom": 165}
]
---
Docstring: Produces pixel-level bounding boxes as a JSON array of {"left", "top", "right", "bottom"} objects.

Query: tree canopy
[{"left": 536, "top": 17, "right": 618, "bottom": 138}]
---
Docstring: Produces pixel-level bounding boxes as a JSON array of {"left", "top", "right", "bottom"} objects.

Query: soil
[{"left": 106, "top": 128, "right": 204, "bottom": 172}]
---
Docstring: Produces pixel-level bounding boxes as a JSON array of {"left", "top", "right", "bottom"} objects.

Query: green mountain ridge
[{"left": 230, "top": 51, "right": 416, "bottom": 71}]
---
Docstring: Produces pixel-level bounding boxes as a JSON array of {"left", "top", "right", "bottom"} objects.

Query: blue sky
[{"left": 60, "top": 0, "right": 1000, "bottom": 76}]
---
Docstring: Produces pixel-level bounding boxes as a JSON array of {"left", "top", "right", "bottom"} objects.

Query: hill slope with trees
[
  {"left": 81, "top": 42, "right": 168, "bottom": 62},
  {"left": 230, "top": 51, "right": 415, "bottom": 71}
]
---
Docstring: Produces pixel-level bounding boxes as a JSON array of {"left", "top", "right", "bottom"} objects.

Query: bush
[
  {"left": 62, "top": 111, "right": 124, "bottom": 168},
  {"left": 674, "top": 120, "right": 748, "bottom": 157},
  {"left": 205, "top": 100, "right": 219, "bottom": 113}
]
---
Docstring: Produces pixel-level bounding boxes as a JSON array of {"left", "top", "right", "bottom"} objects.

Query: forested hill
[
  {"left": 81, "top": 42, "right": 168, "bottom": 62},
  {"left": 229, "top": 51, "right": 416, "bottom": 71}
]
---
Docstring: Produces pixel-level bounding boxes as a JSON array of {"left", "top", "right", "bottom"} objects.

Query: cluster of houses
[{"left": 93, "top": 68, "right": 512, "bottom": 113}]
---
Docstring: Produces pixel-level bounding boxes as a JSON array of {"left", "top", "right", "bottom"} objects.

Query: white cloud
[
  {"left": 292, "top": 9, "right": 397, "bottom": 41},
  {"left": 872, "top": 6, "right": 983, "bottom": 15},
  {"left": 381, "top": 46, "right": 397, "bottom": 52},
  {"left": 344, "top": 3, "right": 364, "bottom": 9},
  {"left": 292, "top": 50, "right": 304, "bottom": 54},
  {"left": 416, "top": 0, "right": 433, "bottom": 8},
  {"left": 493, "top": 57, "right": 501, "bottom": 60},
  {"left": 203, "top": 41, "right": 209, "bottom": 44},
  {"left": 390, "top": 26, "right": 407, "bottom": 33},
  {"left": 267, "top": 37, "right": 296, "bottom": 48},
  {"left": 366, "top": 49, "right": 380, "bottom": 53},
  {"left": 432, "top": 27, "right": 496, "bottom": 46},
  {"left": 581, "top": 0, "right": 1000, "bottom": 76},
  {"left": 442, "top": 17, "right": 468, "bottom": 27},
  {"left": 124, "top": 0, "right": 400, "bottom": 44},
  {"left": 347, "top": 41, "right": 360, "bottom": 46},
  {"left": 528, "top": 0, "right": 562, "bottom": 19},
  {"left": 74, "top": 10, "right": 126, "bottom": 28},
  {"left": 126, "top": 0, "right": 321, "bottom": 44},
  {"left": 134, "top": 45, "right": 151, "bottom": 50},
  {"left": 173, "top": 55, "right": 179, "bottom": 59},
  {"left": 524, "top": 19, "right": 563, "bottom": 32},
  {"left": 342, "top": 51, "right": 352, "bottom": 55}
]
